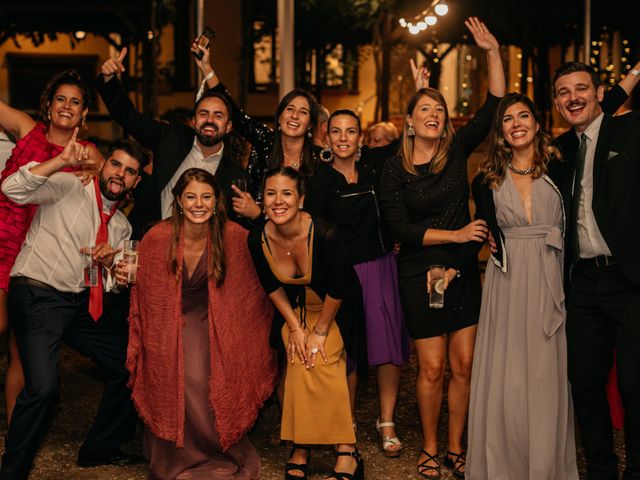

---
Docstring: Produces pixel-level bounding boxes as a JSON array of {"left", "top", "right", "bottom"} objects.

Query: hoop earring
[
  {"left": 355, "top": 144, "right": 362, "bottom": 162},
  {"left": 320, "top": 145, "right": 333, "bottom": 162},
  {"left": 407, "top": 125, "right": 415, "bottom": 137}
]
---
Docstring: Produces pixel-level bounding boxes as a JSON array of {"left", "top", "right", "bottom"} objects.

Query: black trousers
[
  {"left": 567, "top": 262, "right": 640, "bottom": 480},
  {"left": 0, "top": 284, "right": 136, "bottom": 480}
]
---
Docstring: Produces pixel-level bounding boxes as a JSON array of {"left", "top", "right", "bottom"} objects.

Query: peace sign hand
[{"left": 101, "top": 47, "right": 128, "bottom": 82}]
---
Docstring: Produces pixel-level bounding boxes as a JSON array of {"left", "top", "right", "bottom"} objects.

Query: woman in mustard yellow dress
[{"left": 248, "top": 167, "right": 366, "bottom": 480}]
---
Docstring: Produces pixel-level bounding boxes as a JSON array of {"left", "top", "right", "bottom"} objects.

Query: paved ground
[{"left": 0, "top": 339, "right": 627, "bottom": 479}]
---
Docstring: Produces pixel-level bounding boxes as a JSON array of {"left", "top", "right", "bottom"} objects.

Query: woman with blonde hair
[
  {"left": 366, "top": 121, "right": 399, "bottom": 148},
  {"left": 380, "top": 17, "right": 505, "bottom": 479}
]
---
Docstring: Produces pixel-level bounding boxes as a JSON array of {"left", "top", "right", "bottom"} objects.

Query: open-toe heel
[
  {"left": 285, "top": 444, "right": 311, "bottom": 480},
  {"left": 417, "top": 449, "right": 441, "bottom": 479},
  {"left": 443, "top": 450, "right": 465, "bottom": 479},
  {"left": 326, "top": 448, "right": 364, "bottom": 480},
  {"left": 375, "top": 417, "right": 403, "bottom": 457}
]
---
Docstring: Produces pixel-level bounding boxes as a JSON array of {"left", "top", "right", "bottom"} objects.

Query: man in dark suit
[
  {"left": 552, "top": 61, "right": 640, "bottom": 480},
  {"left": 96, "top": 48, "right": 251, "bottom": 239}
]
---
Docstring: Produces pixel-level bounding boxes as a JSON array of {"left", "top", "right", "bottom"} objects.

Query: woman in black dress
[{"left": 380, "top": 17, "right": 505, "bottom": 479}]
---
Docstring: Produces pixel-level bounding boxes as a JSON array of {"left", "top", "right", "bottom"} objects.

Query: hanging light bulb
[
  {"left": 425, "top": 15, "right": 437, "bottom": 26},
  {"left": 409, "top": 25, "right": 420, "bottom": 35},
  {"left": 399, "top": 18, "right": 407, "bottom": 27},
  {"left": 435, "top": 1, "right": 449, "bottom": 16}
]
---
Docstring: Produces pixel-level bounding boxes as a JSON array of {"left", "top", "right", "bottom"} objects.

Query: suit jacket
[
  {"left": 96, "top": 75, "right": 250, "bottom": 239},
  {"left": 550, "top": 111, "right": 640, "bottom": 285}
]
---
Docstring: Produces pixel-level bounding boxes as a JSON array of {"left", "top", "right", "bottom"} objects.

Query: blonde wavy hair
[
  {"left": 480, "top": 93, "right": 561, "bottom": 188},
  {"left": 401, "top": 88, "right": 454, "bottom": 175}
]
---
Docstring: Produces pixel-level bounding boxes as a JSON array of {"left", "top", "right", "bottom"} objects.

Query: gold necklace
[
  {"left": 269, "top": 233, "right": 295, "bottom": 256},
  {"left": 283, "top": 151, "right": 301, "bottom": 170}
]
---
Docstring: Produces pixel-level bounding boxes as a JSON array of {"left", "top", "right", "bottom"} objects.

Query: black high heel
[
  {"left": 285, "top": 444, "right": 311, "bottom": 480},
  {"left": 443, "top": 450, "right": 465, "bottom": 479},
  {"left": 417, "top": 449, "right": 441, "bottom": 479},
  {"left": 326, "top": 448, "right": 364, "bottom": 480}
]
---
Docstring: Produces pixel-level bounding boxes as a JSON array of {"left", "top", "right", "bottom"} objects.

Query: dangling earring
[
  {"left": 212, "top": 208, "right": 217, "bottom": 216},
  {"left": 306, "top": 129, "right": 313, "bottom": 139},
  {"left": 299, "top": 204, "right": 304, "bottom": 210},
  {"left": 407, "top": 124, "right": 415, "bottom": 137},
  {"left": 81, "top": 116, "right": 86, "bottom": 128},
  {"left": 355, "top": 144, "right": 362, "bottom": 162},
  {"left": 320, "top": 144, "right": 333, "bottom": 162},
  {"left": 47, "top": 111, "right": 52, "bottom": 121},
  {"left": 178, "top": 204, "right": 183, "bottom": 215}
]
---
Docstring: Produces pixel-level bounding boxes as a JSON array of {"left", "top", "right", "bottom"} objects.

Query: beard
[
  {"left": 99, "top": 175, "right": 133, "bottom": 201},
  {"left": 195, "top": 122, "right": 225, "bottom": 147}
]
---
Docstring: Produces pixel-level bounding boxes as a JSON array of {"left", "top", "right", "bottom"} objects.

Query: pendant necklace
[
  {"left": 508, "top": 162, "right": 535, "bottom": 175},
  {"left": 284, "top": 151, "right": 301, "bottom": 170}
]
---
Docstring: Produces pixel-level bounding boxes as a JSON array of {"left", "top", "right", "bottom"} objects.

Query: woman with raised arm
[
  {"left": 0, "top": 70, "right": 101, "bottom": 424},
  {"left": 123, "top": 168, "right": 276, "bottom": 479},
  {"left": 467, "top": 93, "right": 579, "bottom": 479},
  {"left": 305, "top": 109, "right": 409, "bottom": 458},
  {"left": 248, "top": 167, "right": 366, "bottom": 480},
  {"left": 380, "top": 17, "right": 505, "bottom": 479}
]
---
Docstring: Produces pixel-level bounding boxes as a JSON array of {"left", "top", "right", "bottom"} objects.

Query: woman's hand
[
  {"left": 60, "top": 128, "right": 89, "bottom": 167},
  {"left": 306, "top": 332, "right": 328, "bottom": 368},
  {"left": 410, "top": 58, "right": 431, "bottom": 91},
  {"left": 453, "top": 219, "right": 488, "bottom": 243},
  {"left": 427, "top": 267, "right": 459, "bottom": 292},
  {"left": 287, "top": 327, "right": 308, "bottom": 365},
  {"left": 114, "top": 260, "right": 129, "bottom": 287},
  {"left": 101, "top": 48, "right": 127, "bottom": 82},
  {"left": 464, "top": 17, "right": 499, "bottom": 53},
  {"left": 231, "top": 186, "right": 262, "bottom": 219}
]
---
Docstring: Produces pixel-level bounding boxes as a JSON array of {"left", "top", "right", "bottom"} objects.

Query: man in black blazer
[
  {"left": 552, "top": 61, "right": 640, "bottom": 480},
  {"left": 96, "top": 48, "right": 250, "bottom": 239}
]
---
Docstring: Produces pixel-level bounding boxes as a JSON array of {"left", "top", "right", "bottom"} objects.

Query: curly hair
[
  {"left": 39, "top": 70, "right": 89, "bottom": 130},
  {"left": 480, "top": 93, "right": 561, "bottom": 188}
]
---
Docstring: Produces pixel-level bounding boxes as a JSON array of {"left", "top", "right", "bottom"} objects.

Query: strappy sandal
[
  {"left": 326, "top": 449, "right": 364, "bottom": 480},
  {"left": 285, "top": 444, "right": 311, "bottom": 480},
  {"left": 375, "top": 417, "right": 403, "bottom": 457},
  {"left": 443, "top": 450, "right": 466, "bottom": 479},
  {"left": 417, "top": 449, "right": 441, "bottom": 479}
]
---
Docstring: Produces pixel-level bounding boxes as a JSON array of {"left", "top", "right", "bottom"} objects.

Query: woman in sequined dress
[{"left": 380, "top": 18, "right": 505, "bottom": 479}]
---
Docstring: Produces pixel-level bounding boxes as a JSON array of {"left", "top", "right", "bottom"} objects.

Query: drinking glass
[
  {"left": 231, "top": 178, "right": 248, "bottom": 196},
  {"left": 82, "top": 246, "right": 99, "bottom": 287},
  {"left": 123, "top": 240, "right": 139, "bottom": 284},
  {"left": 428, "top": 265, "right": 445, "bottom": 309}
]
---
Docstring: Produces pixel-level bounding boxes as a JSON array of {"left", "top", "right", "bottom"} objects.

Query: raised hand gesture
[
  {"left": 464, "top": 17, "right": 498, "bottom": 53},
  {"left": 60, "top": 128, "right": 88, "bottom": 167},
  {"left": 410, "top": 58, "right": 431, "bottom": 91},
  {"left": 101, "top": 48, "right": 128, "bottom": 82},
  {"left": 191, "top": 39, "right": 214, "bottom": 77}
]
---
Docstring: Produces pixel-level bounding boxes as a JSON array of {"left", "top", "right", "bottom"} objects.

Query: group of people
[{"left": 0, "top": 14, "right": 638, "bottom": 480}]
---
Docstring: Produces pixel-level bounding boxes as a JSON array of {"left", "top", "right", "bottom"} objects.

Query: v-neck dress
[
  {"left": 466, "top": 174, "right": 578, "bottom": 480},
  {"left": 260, "top": 222, "right": 355, "bottom": 445},
  {"left": 146, "top": 251, "right": 261, "bottom": 480}
]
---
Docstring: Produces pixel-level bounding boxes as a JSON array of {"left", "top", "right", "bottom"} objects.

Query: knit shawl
[{"left": 127, "top": 220, "right": 277, "bottom": 449}]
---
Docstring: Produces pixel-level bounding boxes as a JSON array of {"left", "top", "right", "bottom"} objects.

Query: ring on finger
[{"left": 311, "top": 346, "right": 319, "bottom": 354}]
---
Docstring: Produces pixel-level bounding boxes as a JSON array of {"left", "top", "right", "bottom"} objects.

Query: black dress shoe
[{"left": 77, "top": 450, "right": 146, "bottom": 468}]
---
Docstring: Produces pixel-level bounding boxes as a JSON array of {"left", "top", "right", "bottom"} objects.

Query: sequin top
[{"left": 380, "top": 93, "right": 500, "bottom": 278}]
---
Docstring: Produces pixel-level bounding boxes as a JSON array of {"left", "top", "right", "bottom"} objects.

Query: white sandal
[{"left": 375, "top": 417, "right": 403, "bottom": 457}]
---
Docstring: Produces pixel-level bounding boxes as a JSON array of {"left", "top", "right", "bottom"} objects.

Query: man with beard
[
  {"left": 0, "top": 136, "right": 147, "bottom": 479},
  {"left": 551, "top": 61, "right": 640, "bottom": 480},
  {"left": 96, "top": 48, "right": 250, "bottom": 239}
]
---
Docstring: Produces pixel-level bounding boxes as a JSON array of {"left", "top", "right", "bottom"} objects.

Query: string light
[{"left": 399, "top": 0, "right": 449, "bottom": 35}]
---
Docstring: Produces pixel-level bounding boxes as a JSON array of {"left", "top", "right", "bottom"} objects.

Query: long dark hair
[
  {"left": 481, "top": 93, "right": 561, "bottom": 188},
  {"left": 401, "top": 88, "right": 454, "bottom": 175},
  {"left": 39, "top": 70, "right": 89, "bottom": 132},
  {"left": 169, "top": 168, "right": 228, "bottom": 286},
  {"left": 268, "top": 89, "right": 319, "bottom": 175}
]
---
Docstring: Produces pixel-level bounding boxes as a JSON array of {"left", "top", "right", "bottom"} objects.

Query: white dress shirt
[
  {"left": 575, "top": 113, "right": 612, "bottom": 258},
  {"left": 1, "top": 162, "right": 131, "bottom": 292},
  {"left": 160, "top": 140, "right": 223, "bottom": 219}
]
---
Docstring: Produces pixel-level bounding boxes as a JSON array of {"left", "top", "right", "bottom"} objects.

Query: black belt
[
  {"left": 578, "top": 255, "right": 617, "bottom": 267},
  {"left": 10, "top": 276, "right": 57, "bottom": 291}
]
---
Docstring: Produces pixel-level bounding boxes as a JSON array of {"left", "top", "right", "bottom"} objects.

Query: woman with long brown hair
[
  {"left": 380, "top": 17, "right": 505, "bottom": 479},
  {"left": 466, "top": 93, "right": 578, "bottom": 479},
  {"left": 123, "top": 168, "right": 277, "bottom": 479},
  {"left": 0, "top": 70, "right": 101, "bottom": 424}
]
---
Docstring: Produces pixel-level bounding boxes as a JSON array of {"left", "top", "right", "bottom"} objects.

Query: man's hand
[
  {"left": 86, "top": 243, "right": 122, "bottom": 268},
  {"left": 101, "top": 48, "right": 127, "bottom": 82}
]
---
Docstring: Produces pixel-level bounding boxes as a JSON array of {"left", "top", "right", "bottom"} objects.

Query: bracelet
[
  {"left": 630, "top": 68, "right": 640, "bottom": 77},
  {"left": 196, "top": 70, "right": 217, "bottom": 102},
  {"left": 312, "top": 326, "right": 328, "bottom": 336},
  {"left": 288, "top": 325, "right": 301, "bottom": 333}
]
